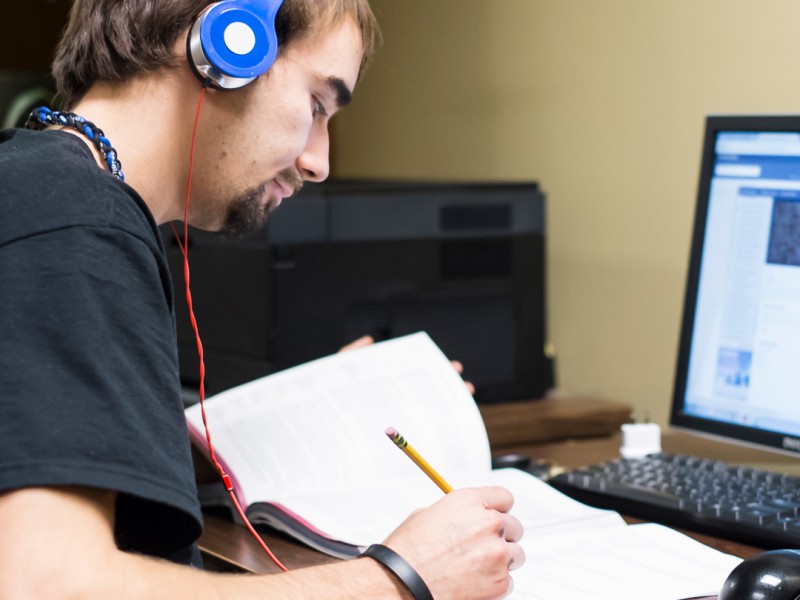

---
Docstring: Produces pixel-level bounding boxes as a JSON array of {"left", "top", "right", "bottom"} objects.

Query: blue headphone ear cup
[{"left": 188, "top": 0, "right": 284, "bottom": 90}]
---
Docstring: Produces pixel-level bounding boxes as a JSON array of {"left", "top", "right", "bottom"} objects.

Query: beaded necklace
[{"left": 27, "top": 107, "right": 125, "bottom": 181}]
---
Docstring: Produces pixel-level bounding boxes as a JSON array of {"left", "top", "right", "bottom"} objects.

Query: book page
[
  {"left": 460, "top": 468, "right": 626, "bottom": 535},
  {"left": 187, "top": 332, "right": 741, "bottom": 600},
  {"left": 185, "top": 332, "right": 492, "bottom": 507},
  {"left": 510, "top": 523, "right": 741, "bottom": 600},
  {"left": 264, "top": 467, "right": 625, "bottom": 548}
]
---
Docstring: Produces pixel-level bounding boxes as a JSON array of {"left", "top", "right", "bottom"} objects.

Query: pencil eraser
[
  {"left": 385, "top": 426, "right": 397, "bottom": 438},
  {"left": 620, "top": 423, "right": 661, "bottom": 459}
]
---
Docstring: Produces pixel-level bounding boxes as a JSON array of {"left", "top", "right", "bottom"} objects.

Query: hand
[
  {"left": 381, "top": 487, "right": 525, "bottom": 600},
  {"left": 449, "top": 359, "right": 476, "bottom": 396},
  {"left": 337, "top": 335, "right": 376, "bottom": 353},
  {"left": 339, "top": 336, "right": 476, "bottom": 396}
]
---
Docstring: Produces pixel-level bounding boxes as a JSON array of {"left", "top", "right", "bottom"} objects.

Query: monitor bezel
[{"left": 670, "top": 114, "right": 800, "bottom": 456}]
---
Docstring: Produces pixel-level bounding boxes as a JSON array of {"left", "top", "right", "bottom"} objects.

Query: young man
[{"left": 0, "top": 1, "right": 525, "bottom": 598}]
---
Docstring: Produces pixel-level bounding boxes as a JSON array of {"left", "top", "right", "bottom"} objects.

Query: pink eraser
[{"left": 385, "top": 426, "right": 398, "bottom": 437}]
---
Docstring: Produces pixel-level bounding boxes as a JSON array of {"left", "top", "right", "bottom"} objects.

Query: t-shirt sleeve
[{"left": 0, "top": 224, "right": 202, "bottom": 557}]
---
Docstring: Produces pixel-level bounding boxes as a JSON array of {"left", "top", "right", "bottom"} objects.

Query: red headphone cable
[{"left": 173, "top": 85, "right": 288, "bottom": 573}]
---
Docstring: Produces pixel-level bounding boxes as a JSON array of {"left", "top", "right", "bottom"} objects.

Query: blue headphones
[{"left": 188, "top": 0, "right": 285, "bottom": 90}]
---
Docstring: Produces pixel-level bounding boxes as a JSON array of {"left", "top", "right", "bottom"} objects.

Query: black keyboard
[{"left": 549, "top": 453, "right": 800, "bottom": 548}]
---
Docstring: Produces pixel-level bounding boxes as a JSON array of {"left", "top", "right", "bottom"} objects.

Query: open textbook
[{"left": 185, "top": 332, "right": 741, "bottom": 599}]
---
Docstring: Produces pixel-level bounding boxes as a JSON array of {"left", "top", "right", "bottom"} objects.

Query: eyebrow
[{"left": 327, "top": 76, "right": 353, "bottom": 108}]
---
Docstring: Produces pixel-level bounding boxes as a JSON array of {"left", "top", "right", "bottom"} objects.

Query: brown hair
[{"left": 51, "top": 0, "right": 380, "bottom": 109}]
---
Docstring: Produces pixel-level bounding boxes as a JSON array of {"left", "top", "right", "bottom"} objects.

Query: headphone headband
[{"left": 188, "top": 0, "right": 285, "bottom": 90}]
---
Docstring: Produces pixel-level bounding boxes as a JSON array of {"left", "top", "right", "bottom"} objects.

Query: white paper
[
  {"left": 511, "top": 523, "right": 741, "bottom": 600},
  {"left": 186, "top": 332, "right": 742, "bottom": 597},
  {"left": 186, "top": 332, "right": 491, "bottom": 506}
]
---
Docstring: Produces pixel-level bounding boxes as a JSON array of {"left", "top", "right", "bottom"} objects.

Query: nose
[{"left": 296, "top": 120, "right": 330, "bottom": 183}]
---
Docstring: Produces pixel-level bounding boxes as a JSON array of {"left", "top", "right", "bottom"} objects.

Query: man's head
[
  {"left": 52, "top": 0, "right": 380, "bottom": 110},
  {"left": 192, "top": 15, "right": 366, "bottom": 237},
  {"left": 51, "top": 0, "right": 379, "bottom": 238}
]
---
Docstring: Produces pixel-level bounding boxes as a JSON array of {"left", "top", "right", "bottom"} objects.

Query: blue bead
[{"left": 34, "top": 107, "right": 124, "bottom": 182}]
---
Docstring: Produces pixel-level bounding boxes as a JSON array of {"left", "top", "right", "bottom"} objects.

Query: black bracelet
[{"left": 360, "top": 544, "right": 434, "bottom": 600}]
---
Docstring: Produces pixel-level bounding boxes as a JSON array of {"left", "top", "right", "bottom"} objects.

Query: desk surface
[
  {"left": 478, "top": 395, "right": 631, "bottom": 448},
  {"left": 198, "top": 429, "right": 777, "bottom": 573}
]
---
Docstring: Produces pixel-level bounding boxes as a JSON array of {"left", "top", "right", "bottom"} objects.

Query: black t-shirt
[{"left": 0, "top": 128, "right": 202, "bottom": 560}]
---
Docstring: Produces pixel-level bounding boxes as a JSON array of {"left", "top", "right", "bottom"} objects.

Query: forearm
[
  {"left": 0, "top": 486, "right": 522, "bottom": 600},
  {"left": 0, "top": 487, "right": 413, "bottom": 600},
  {"left": 116, "top": 551, "right": 414, "bottom": 600}
]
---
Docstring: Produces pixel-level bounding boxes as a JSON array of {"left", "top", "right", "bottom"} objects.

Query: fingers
[
  {"left": 450, "top": 360, "right": 476, "bottom": 395},
  {"left": 505, "top": 575, "right": 515, "bottom": 597},
  {"left": 499, "top": 512, "right": 524, "bottom": 544},
  {"left": 339, "top": 347, "right": 476, "bottom": 395},
  {"left": 340, "top": 343, "right": 477, "bottom": 395},
  {"left": 474, "top": 488, "right": 526, "bottom": 570},
  {"left": 385, "top": 486, "right": 524, "bottom": 600},
  {"left": 473, "top": 486, "right": 515, "bottom": 514},
  {"left": 508, "top": 541, "right": 526, "bottom": 571},
  {"left": 338, "top": 335, "right": 374, "bottom": 353}
]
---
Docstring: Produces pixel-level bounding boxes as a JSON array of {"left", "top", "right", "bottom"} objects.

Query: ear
[{"left": 186, "top": 0, "right": 284, "bottom": 90}]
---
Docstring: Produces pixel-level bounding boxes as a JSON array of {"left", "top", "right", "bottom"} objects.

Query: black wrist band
[{"left": 360, "top": 544, "right": 434, "bottom": 600}]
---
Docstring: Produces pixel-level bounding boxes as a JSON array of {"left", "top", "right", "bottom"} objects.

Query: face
[{"left": 189, "top": 17, "right": 364, "bottom": 237}]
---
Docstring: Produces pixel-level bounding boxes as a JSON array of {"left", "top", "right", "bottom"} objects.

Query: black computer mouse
[{"left": 718, "top": 549, "right": 800, "bottom": 600}]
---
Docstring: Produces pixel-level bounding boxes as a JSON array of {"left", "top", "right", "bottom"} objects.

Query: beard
[
  {"left": 219, "top": 182, "right": 277, "bottom": 239},
  {"left": 219, "top": 168, "right": 303, "bottom": 239}
]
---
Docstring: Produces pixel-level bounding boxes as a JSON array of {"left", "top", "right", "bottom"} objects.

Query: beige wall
[{"left": 332, "top": 1, "right": 800, "bottom": 424}]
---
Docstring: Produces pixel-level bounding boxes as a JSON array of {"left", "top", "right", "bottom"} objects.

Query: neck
[{"left": 68, "top": 70, "right": 206, "bottom": 225}]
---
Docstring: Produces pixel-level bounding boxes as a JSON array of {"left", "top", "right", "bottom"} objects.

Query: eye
[{"left": 312, "top": 97, "right": 328, "bottom": 118}]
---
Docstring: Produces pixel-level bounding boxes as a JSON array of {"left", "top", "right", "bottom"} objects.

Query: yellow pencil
[{"left": 385, "top": 427, "right": 453, "bottom": 494}]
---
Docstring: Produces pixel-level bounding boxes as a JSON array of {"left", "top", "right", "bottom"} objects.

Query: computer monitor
[
  {"left": 164, "top": 180, "right": 553, "bottom": 404},
  {"left": 671, "top": 115, "right": 800, "bottom": 456}
]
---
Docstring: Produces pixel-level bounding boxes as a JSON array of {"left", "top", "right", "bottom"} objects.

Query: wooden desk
[
  {"left": 478, "top": 394, "right": 631, "bottom": 448},
  {"left": 199, "top": 428, "right": 776, "bottom": 572},
  {"left": 200, "top": 514, "right": 339, "bottom": 573}
]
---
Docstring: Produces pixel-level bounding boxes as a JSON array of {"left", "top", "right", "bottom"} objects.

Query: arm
[
  {"left": 0, "top": 486, "right": 411, "bottom": 600},
  {"left": 0, "top": 485, "right": 523, "bottom": 600}
]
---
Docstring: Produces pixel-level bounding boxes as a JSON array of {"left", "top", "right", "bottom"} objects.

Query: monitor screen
[{"left": 672, "top": 115, "right": 800, "bottom": 454}]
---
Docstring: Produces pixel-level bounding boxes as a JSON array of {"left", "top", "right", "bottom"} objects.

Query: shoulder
[{"left": 0, "top": 128, "right": 159, "bottom": 252}]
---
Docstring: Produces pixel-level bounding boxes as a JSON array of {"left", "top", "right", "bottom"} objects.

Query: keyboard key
[
  {"left": 746, "top": 502, "right": 797, "bottom": 518},
  {"left": 550, "top": 453, "right": 800, "bottom": 549},
  {"left": 738, "top": 508, "right": 778, "bottom": 526}
]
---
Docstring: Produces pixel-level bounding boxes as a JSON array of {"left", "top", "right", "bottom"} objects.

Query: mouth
[
  {"left": 273, "top": 179, "right": 297, "bottom": 203},
  {"left": 259, "top": 181, "right": 288, "bottom": 210}
]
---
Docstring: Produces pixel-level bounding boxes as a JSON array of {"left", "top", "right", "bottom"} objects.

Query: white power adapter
[{"left": 620, "top": 422, "right": 661, "bottom": 459}]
